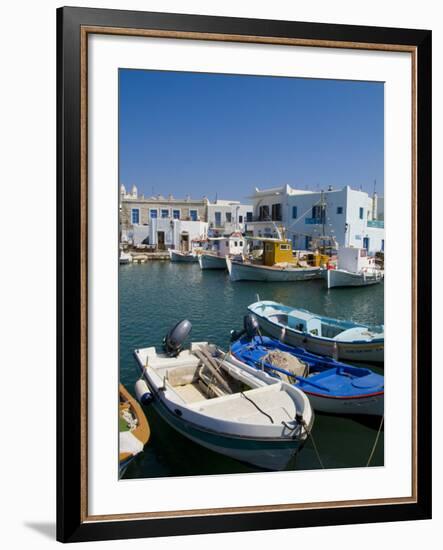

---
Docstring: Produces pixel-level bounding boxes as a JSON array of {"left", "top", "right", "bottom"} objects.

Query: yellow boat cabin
[{"left": 247, "top": 237, "right": 296, "bottom": 266}]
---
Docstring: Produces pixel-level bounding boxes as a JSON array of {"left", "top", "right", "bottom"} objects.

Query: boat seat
[
  {"left": 195, "top": 387, "right": 297, "bottom": 425},
  {"left": 172, "top": 382, "right": 208, "bottom": 403},
  {"left": 271, "top": 314, "right": 289, "bottom": 325},
  {"left": 351, "top": 373, "right": 383, "bottom": 390},
  {"left": 164, "top": 365, "right": 199, "bottom": 387}
]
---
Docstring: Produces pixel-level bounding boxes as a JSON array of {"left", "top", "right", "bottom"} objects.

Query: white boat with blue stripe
[{"left": 248, "top": 301, "right": 384, "bottom": 363}]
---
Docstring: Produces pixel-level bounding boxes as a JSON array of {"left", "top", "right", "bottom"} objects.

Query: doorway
[
  {"left": 180, "top": 233, "right": 189, "bottom": 252},
  {"left": 157, "top": 231, "right": 165, "bottom": 250}
]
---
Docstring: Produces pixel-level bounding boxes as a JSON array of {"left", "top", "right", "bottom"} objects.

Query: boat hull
[
  {"left": 252, "top": 313, "right": 384, "bottom": 363},
  {"left": 119, "top": 455, "right": 136, "bottom": 477},
  {"left": 119, "top": 252, "right": 132, "bottom": 264},
  {"left": 306, "top": 392, "right": 384, "bottom": 415},
  {"left": 169, "top": 250, "right": 198, "bottom": 263},
  {"left": 227, "top": 258, "right": 322, "bottom": 282},
  {"left": 327, "top": 268, "right": 382, "bottom": 289},
  {"left": 150, "top": 395, "right": 302, "bottom": 470},
  {"left": 198, "top": 253, "right": 227, "bottom": 270}
]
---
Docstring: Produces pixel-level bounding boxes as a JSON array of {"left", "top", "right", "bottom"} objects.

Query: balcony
[
  {"left": 249, "top": 216, "right": 281, "bottom": 223},
  {"left": 367, "top": 220, "right": 384, "bottom": 229},
  {"left": 305, "top": 217, "right": 322, "bottom": 225}
]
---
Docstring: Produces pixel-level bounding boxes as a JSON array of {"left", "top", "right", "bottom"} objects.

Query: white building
[
  {"left": 124, "top": 219, "right": 208, "bottom": 249},
  {"left": 206, "top": 200, "right": 253, "bottom": 236},
  {"left": 247, "top": 184, "right": 384, "bottom": 254}
]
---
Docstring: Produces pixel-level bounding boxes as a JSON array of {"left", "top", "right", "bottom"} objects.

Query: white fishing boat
[
  {"left": 134, "top": 321, "right": 314, "bottom": 470},
  {"left": 198, "top": 233, "right": 245, "bottom": 270},
  {"left": 169, "top": 249, "right": 198, "bottom": 263},
  {"left": 198, "top": 253, "right": 227, "bottom": 269},
  {"left": 226, "top": 237, "right": 322, "bottom": 282},
  {"left": 248, "top": 300, "right": 384, "bottom": 363},
  {"left": 119, "top": 251, "right": 133, "bottom": 264},
  {"left": 326, "top": 247, "right": 383, "bottom": 288}
]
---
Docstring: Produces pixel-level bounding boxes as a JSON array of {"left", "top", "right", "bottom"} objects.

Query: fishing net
[{"left": 262, "top": 350, "right": 309, "bottom": 382}]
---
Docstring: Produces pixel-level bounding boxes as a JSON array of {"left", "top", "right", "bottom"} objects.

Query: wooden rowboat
[{"left": 119, "top": 383, "right": 150, "bottom": 477}]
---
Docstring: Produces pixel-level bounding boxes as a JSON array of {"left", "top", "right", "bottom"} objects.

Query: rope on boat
[
  {"left": 366, "top": 415, "right": 384, "bottom": 467},
  {"left": 240, "top": 391, "right": 275, "bottom": 424}
]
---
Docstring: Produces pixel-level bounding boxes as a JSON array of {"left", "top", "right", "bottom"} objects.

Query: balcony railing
[
  {"left": 367, "top": 220, "right": 384, "bottom": 228},
  {"left": 305, "top": 217, "right": 322, "bottom": 225},
  {"left": 248, "top": 216, "right": 281, "bottom": 223}
]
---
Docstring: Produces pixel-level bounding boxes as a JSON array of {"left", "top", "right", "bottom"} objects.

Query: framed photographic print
[{"left": 57, "top": 6, "right": 432, "bottom": 543}]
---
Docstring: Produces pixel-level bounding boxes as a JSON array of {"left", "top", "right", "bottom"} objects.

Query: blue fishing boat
[{"left": 229, "top": 318, "right": 383, "bottom": 416}]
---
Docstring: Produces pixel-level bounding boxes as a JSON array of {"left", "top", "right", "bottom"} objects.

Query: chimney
[{"left": 372, "top": 192, "right": 378, "bottom": 221}]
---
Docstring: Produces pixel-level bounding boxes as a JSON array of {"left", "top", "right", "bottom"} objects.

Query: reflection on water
[{"left": 119, "top": 262, "right": 384, "bottom": 479}]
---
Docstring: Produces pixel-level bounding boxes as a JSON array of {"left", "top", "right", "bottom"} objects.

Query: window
[
  {"left": 381, "top": 239, "right": 385, "bottom": 252},
  {"left": 173, "top": 209, "right": 180, "bottom": 219},
  {"left": 312, "top": 204, "right": 325, "bottom": 222},
  {"left": 246, "top": 211, "right": 253, "bottom": 222},
  {"left": 161, "top": 209, "right": 169, "bottom": 218},
  {"left": 234, "top": 241, "right": 238, "bottom": 247},
  {"left": 214, "top": 211, "right": 221, "bottom": 226},
  {"left": 150, "top": 209, "right": 157, "bottom": 219},
  {"left": 226, "top": 212, "right": 232, "bottom": 223},
  {"left": 280, "top": 244, "right": 290, "bottom": 251},
  {"left": 259, "top": 205, "right": 270, "bottom": 221},
  {"left": 239, "top": 215, "right": 243, "bottom": 223},
  {"left": 131, "top": 208, "right": 140, "bottom": 224},
  {"left": 239, "top": 241, "right": 243, "bottom": 247},
  {"left": 359, "top": 207, "right": 364, "bottom": 220},
  {"left": 190, "top": 210, "right": 197, "bottom": 221},
  {"left": 271, "top": 203, "right": 282, "bottom": 221},
  {"left": 337, "top": 206, "right": 343, "bottom": 214},
  {"left": 292, "top": 206, "right": 298, "bottom": 219}
]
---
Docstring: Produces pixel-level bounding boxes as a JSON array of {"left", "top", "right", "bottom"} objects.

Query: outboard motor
[
  {"left": 163, "top": 319, "right": 192, "bottom": 357},
  {"left": 230, "top": 314, "right": 262, "bottom": 343},
  {"left": 244, "top": 314, "right": 261, "bottom": 340}
]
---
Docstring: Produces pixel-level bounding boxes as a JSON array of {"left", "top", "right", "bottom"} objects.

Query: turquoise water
[{"left": 119, "top": 262, "right": 384, "bottom": 479}]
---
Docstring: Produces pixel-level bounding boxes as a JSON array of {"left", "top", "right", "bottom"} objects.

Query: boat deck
[{"left": 173, "top": 382, "right": 208, "bottom": 403}]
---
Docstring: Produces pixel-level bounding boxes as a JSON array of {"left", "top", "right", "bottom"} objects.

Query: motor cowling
[
  {"left": 244, "top": 314, "right": 260, "bottom": 339},
  {"left": 163, "top": 319, "right": 192, "bottom": 357},
  {"left": 230, "top": 314, "right": 261, "bottom": 343}
]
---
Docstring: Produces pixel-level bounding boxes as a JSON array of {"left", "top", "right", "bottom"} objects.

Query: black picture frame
[{"left": 57, "top": 6, "right": 432, "bottom": 543}]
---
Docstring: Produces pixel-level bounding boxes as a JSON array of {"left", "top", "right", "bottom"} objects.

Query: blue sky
[{"left": 119, "top": 69, "right": 383, "bottom": 202}]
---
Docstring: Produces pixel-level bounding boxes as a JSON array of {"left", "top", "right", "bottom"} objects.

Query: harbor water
[{"left": 119, "top": 261, "right": 384, "bottom": 479}]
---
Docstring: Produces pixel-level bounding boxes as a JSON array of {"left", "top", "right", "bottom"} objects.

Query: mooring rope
[
  {"left": 302, "top": 418, "right": 325, "bottom": 469},
  {"left": 366, "top": 415, "right": 384, "bottom": 467}
]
